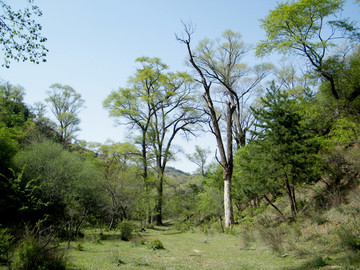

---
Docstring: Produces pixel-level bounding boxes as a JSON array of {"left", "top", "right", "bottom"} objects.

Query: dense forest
[{"left": 1, "top": 0, "right": 360, "bottom": 269}]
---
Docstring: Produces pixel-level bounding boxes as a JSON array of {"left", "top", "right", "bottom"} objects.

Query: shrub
[
  {"left": 0, "top": 227, "right": 14, "bottom": 267},
  {"left": 240, "top": 225, "right": 255, "bottom": 250},
  {"left": 336, "top": 221, "right": 360, "bottom": 251},
  {"left": 174, "top": 220, "right": 192, "bottom": 232},
  {"left": 118, "top": 220, "right": 134, "bottom": 241},
  {"left": 12, "top": 227, "right": 67, "bottom": 270},
  {"left": 307, "top": 255, "right": 327, "bottom": 268},
  {"left": 256, "top": 216, "right": 285, "bottom": 254},
  {"left": 74, "top": 243, "right": 84, "bottom": 251},
  {"left": 131, "top": 233, "right": 146, "bottom": 246},
  {"left": 113, "top": 256, "right": 126, "bottom": 266},
  {"left": 149, "top": 239, "right": 165, "bottom": 250}
]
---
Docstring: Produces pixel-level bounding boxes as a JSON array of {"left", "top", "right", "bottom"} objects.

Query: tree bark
[
  {"left": 284, "top": 171, "right": 297, "bottom": 219},
  {"left": 224, "top": 100, "right": 235, "bottom": 228},
  {"left": 154, "top": 166, "right": 164, "bottom": 226}
]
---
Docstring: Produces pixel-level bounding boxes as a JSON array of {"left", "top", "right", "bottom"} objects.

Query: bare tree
[
  {"left": 177, "top": 25, "right": 235, "bottom": 228},
  {"left": 177, "top": 25, "right": 271, "bottom": 228}
]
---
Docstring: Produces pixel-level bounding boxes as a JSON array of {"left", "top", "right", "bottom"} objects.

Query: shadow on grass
[
  {"left": 163, "top": 231, "right": 184, "bottom": 236},
  {"left": 96, "top": 232, "right": 122, "bottom": 241},
  {"left": 148, "top": 226, "right": 170, "bottom": 232}
]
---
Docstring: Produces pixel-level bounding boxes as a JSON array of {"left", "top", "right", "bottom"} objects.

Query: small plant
[
  {"left": 336, "top": 221, "right": 360, "bottom": 251},
  {"left": 314, "top": 214, "right": 328, "bottom": 225},
  {"left": 149, "top": 239, "right": 165, "bottom": 250},
  {"left": 131, "top": 234, "right": 146, "bottom": 246},
  {"left": 307, "top": 255, "right": 327, "bottom": 268},
  {"left": 174, "top": 220, "right": 192, "bottom": 232},
  {"left": 98, "top": 232, "right": 106, "bottom": 240},
  {"left": 74, "top": 243, "right": 84, "bottom": 251},
  {"left": 12, "top": 228, "right": 67, "bottom": 270},
  {"left": 113, "top": 256, "right": 126, "bottom": 266},
  {"left": 256, "top": 216, "right": 285, "bottom": 254},
  {"left": 0, "top": 227, "right": 14, "bottom": 267},
  {"left": 118, "top": 220, "right": 134, "bottom": 241},
  {"left": 240, "top": 226, "right": 255, "bottom": 250}
]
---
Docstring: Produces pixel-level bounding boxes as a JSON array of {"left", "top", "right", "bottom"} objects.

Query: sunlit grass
[{"left": 65, "top": 226, "right": 307, "bottom": 270}]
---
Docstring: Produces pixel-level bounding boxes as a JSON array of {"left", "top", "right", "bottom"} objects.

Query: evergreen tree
[{"left": 250, "top": 82, "right": 320, "bottom": 218}]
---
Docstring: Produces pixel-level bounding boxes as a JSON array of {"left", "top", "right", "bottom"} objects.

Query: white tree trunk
[{"left": 224, "top": 179, "right": 232, "bottom": 228}]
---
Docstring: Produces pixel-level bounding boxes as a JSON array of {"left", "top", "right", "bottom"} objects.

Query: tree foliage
[
  {"left": 0, "top": 82, "right": 30, "bottom": 128},
  {"left": 241, "top": 82, "right": 321, "bottom": 218},
  {"left": 46, "top": 83, "right": 85, "bottom": 146},
  {"left": 105, "top": 56, "right": 204, "bottom": 225},
  {"left": 257, "top": 0, "right": 360, "bottom": 100},
  {"left": 0, "top": 0, "right": 48, "bottom": 68},
  {"left": 12, "top": 141, "right": 104, "bottom": 233}
]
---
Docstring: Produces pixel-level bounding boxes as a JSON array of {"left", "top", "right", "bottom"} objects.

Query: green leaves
[
  {"left": 236, "top": 82, "right": 321, "bottom": 216},
  {"left": 0, "top": 0, "right": 48, "bottom": 67},
  {"left": 256, "top": 0, "right": 351, "bottom": 58},
  {"left": 45, "top": 84, "right": 85, "bottom": 145}
]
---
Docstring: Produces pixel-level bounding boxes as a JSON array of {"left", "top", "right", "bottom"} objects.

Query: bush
[
  {"left": 174, "top": 220, "right": 192, "bottom": 232},
  {"left": 12, "top": 227, "right": 67, "bottom": 270},
  {"left": 256, "top": 216, "right": 285, "bottom": 254},
  {"left": 74, "top": 243, "right": 84, "bottom": 251},
  {"left": 307, "top": 255, "right": 327, "bottom": 268},
  {"left": 0, "top": 227, "right": 14, "bottom": 267},
  {"left": 118, "top": 220, "right": 134, "bottom": 241},
  {"left": 131, "top": 233, "right": 146, "bottom": 246},
  {"left": 240, "top": 225, "right": 255, "bottom": 250},
  {"left": 336, "top": 221, "right": 360, "bottom": 251},
  {"left": 149, "top": 239, "right": 165, "bottom": 250}
]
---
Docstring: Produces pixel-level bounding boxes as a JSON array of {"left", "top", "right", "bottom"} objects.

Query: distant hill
[{"left": 165, "top": 166, "right": 190, "bottom": 178}]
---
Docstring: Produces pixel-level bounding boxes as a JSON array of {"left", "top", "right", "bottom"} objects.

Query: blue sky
[{"left": 1, "top": 0, "right": 359, "bottom": 172}]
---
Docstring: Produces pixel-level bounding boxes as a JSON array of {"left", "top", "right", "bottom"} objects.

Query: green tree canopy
[
  {"left": 250, "top": 82, "right": 320, "bottom": 218},
  {"left": 257, "top": 0, "right": 360, "bottom": 100},
  {"left": 46, "top": 83, "right": 85, "bottom": 146},
  {"left": 0, "top": 0, "right": 47, "bottom": 68},
  {"left": 0, "top": 82, "right": 30, "bottom": 128},
  {"left": 12, "top": 141, "right": 104, "bottom": 230},
  {"left": 104, "top": 56, "right": 204, "bottom": 225}
]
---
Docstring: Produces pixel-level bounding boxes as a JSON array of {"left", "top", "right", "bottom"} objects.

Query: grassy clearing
[{"left": 65, "top": 226, "right": 307, "bottom": 270}]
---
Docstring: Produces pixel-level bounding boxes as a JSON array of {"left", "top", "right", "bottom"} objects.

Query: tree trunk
[
  {"left": 154, "top": 171, "right": 164, "bottom": 225},
  {"left": 224, "top": 176, "right": 233, "bottom": 228},
  {"left": 67, "top": 221, "right": 73, "bottom": 249},
  {"left": 284, "top": 172, "right": 297, "bottom": 219},
  {"left": 224, "top": 100, "right": 235, "bottom": 228}
]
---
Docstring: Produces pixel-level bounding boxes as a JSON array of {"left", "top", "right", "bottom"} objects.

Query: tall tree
[
  {"left": 252, "top": 82, "right": 320, "bottom": 218},
  {"left": 0, "top": 0, "right": 47, "bottom": 68},
  {"left": 104, "top": 57, "right": 166, "bottom": 224},
  {"left": 104, "top": 57, "right": 165, "bottom": 195},
  {"left": 104, "top": 57, "right": 204, "bottom": 225},
  {"left": 45, "top": 83, "right": 85, "bottom": 146},
  {"left": 256, "top": 0, "right": 360, "bottom": 101},
  {"left": 177, "top": 26, "right": 271, "bottom": 227},
  {"left": 177, "top": 26, "right": 235, "bottom": 228},
  {"left": 148, "top": 68, "right": 204, "bottom": 225}
]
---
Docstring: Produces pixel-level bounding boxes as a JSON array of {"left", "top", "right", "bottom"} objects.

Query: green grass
[
  {"left": 65, "top": 226, "right": 307, "bottom": 270},
  {"left": 1, "top": 224, "right": 359, "bottom": 269}
]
